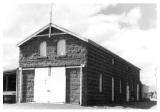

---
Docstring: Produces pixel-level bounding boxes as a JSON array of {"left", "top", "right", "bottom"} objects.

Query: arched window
[
  {"left": 57, "top": 39, "right": 66, "bottom": 55},
  {"left": 40, "top": 41, "right": 47, "bottom": 57}
]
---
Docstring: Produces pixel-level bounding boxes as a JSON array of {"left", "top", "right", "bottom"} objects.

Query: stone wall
[
  {"left": 19, "top": 34, "right": 87, "bottom": 68},
  {"left": 19, "top": 31, "right": 87, "bottom": 104},
  {"left": 22, "top": 70, "right": 34, "bottom": 102},
  {"left": 66, "top": 68, "right": 80, "bottom": 104},
  {"left": 18, "top": 26, "right": 140, "bottom": 106}
]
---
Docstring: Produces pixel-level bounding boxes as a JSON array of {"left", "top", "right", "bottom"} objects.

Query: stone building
[{"left": 16, "top": 23, "right": 141, "bottom": 106}]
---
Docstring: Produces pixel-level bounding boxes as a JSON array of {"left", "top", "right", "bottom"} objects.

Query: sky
[{"left": 2, "top": 1, "right": 159, "bottom": 91}]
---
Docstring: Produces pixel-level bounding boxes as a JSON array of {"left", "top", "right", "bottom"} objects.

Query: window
[
  {"left": 57, "top": 39, "right": 66, "bottom": 55},
  {"left": 137, "top": 84, "right": 139, "bottom": 101},
  {"left": 120, "top": 80, "right": 122, "bottom": 94},
  {"left": 112, "top": 58, "right": 115, "bottom": 65},
  {"left": 40, "top": 41, "right": 47, "bottom": 57},
  {"left": 3, "top": 75, "right": 16, "bottom": 91},
  {"left": 99, "top": 74, "right": 103, "bottom": 93},
  {"left": 112, "top": 77, "right": 114, "bottom": 101},
  {"left": 126, "top": 66, "right": 129, "bottom": 71},
  {"left": 126, "top": 84, "right": 130, "bottom": 102}
]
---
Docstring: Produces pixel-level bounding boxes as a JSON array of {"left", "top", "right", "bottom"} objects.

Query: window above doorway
[
  {"left": 57, "top": 39, "right": 66, "bottom": 56},
  {"left": 39, "top": 41, "right": 47, "bottom": 57}
]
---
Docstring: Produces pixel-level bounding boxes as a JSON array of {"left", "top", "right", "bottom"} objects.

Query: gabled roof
[
  {"left": 17, "top": 23, "right": 140, "bottom": 70},
  {"left": 17, "top": 23, "right": 88, "bottom": 47}
]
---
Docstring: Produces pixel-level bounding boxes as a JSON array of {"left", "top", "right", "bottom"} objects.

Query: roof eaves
[
  {"left": 17, "top": 23, "right": 88, "bottom": 47},
  {"left": 17, "top": 23, "right": 50, "bottom": 47}
]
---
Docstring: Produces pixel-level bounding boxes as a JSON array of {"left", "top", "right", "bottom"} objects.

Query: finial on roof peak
[
  {"left": 50, "top": 3, "right": 53, "bottom": 24},
  {"left": 49, "top": 3, "right": 54, "bottom": 38}
]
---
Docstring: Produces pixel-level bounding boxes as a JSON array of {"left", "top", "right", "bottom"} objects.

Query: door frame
[
  {"left": 50, "top": 67, "right": 66, "bottom": 103},
  {"left": 22, "top": 65, "right": 84, "bottom": 105},
  {"left": 65, "top": 65, "right": 84, "bottom": 105}
]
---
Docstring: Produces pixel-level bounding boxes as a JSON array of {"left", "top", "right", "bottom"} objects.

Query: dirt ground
[{"left": 3, "top": 101, "right": 157, "bottom": 110}]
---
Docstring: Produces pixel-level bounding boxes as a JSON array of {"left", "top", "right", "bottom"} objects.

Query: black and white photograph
[{"left": 1, "top": 0, "right": 159, "bottom": 110}]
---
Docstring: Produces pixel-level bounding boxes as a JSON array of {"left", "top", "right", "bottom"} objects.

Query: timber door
[
  {"left": 49, "top": 67, "right": 66, "bottom": 103},
  {"left": 34, "top": 68, "right": 48, "bottom": 103},
  {"left": 34, "top": 67, "right": 66, "bottom": 103}
]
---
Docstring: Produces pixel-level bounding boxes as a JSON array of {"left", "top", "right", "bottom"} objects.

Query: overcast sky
[{"left": 2, "top": 2, "right": 159, "bottom": 91}]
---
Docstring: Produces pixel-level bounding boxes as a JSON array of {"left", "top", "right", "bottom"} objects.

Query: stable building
[{"left": 16, "top": 23, "right": 141, "bottom": 106}]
